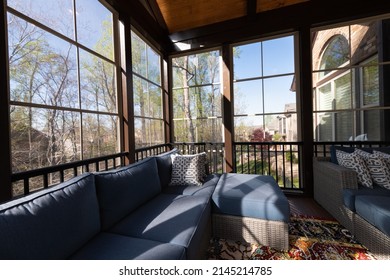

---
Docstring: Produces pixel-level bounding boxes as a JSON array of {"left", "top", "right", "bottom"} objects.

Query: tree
[
  {"left": 172, "top": 51, "right": 222, "bottom": 143},
  {"left": 8, "top": 3, "right": 117, "bottom": 176},
  {"left": 81, "top": 18, "right": 118, "bottom": 157},
  {"left": 251, "top": 127, "right": 272, "bottom": 142}
]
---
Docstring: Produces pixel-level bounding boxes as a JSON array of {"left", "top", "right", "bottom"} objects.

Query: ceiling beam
[
  {"left": 247, "top": 0, "right": 257, "bottom": 17},
  {"left": 106, "top": 0, "right": 175, "bottom": 54},
  {"left": 146, "top": 0, "right": 169, "bottom": 32},
  {"left": 169, "top": 0, "right": 390, "bottom": 48}
]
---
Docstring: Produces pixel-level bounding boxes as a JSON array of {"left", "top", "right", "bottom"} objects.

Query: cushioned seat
[
  {"left": 162, "top": 174, "right": 221, "bottom": 197},
  {"left": 108, "top": 193, "right": 211, "bottom": 259},
  {"left": 343, "top": 187, "right": 390, "bottom": 211},
  {"left": 212, "top": 173, "right": 290, "bottom": 222},
  {"left": 70, "top": 232, "right": 186, "bottom": 260},
  {"left": 355, "top": 195, "right": 390, "bottom": 236}
]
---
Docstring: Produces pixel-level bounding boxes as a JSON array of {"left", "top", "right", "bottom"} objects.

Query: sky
[
  {"left": 233, "top": 35, "right": 297, "bottom": 126},
  {"left": 7, "top": 0, "right": 113, "bottom": 59}
]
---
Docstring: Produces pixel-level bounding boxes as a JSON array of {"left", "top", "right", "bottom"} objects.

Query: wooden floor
[{"left": 286, "top": 195, "right": 334, "bottom": 220}]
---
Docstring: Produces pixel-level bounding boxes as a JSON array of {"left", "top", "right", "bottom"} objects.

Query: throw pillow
[
  {"left": 336, "top": 149, "right": 373, "bottom": 188},
  {"left": 355, "top": 149, "right": 390, "bottom": 189},
  {"left": 170, "top": 153, "right": 207, "bottom": 186},
  {"left": 374, "top": 150, "right": 390, "bottom": 169},
  {"left": 330, "top": 146, "right": 355, "bottom": 165}
]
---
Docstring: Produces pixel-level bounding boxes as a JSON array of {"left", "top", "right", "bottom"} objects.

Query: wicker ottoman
[{"left": 211, "top": 173, "right": 290, "bottom": 251}]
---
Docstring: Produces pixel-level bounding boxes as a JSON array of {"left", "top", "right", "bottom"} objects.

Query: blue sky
[
  {"left": 8, "top": 0, "right": 113, "bottom": 59},
  {"left": 233, "top": 35, "right": 296, "bottom": 118}
]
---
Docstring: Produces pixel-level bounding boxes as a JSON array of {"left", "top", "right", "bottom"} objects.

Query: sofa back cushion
[
  {"left": 95, "top": 157, "right": 161, "bottom": 230},
  {"left": 0, "top": 173, "right": 100, "bottom": 259},
  {"left": 330, "top": 145, "right": 390, "bottom": 165},
  {"left": 154, "top": 148, "right": 179, "bottom": 188}
]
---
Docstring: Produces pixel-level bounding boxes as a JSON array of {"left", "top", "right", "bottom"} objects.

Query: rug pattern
[{"left": 207, "top": 216, "right": 376, "bottom": 260}]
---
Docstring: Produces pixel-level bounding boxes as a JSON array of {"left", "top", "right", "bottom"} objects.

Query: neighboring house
[
  {"left": 312, "top": 20, "right": 389, "bottom": 141},
  {"left": 277, "top": 103, "right": 298, "bottom": 142},
  {"left": 11, "top": 127, "right": 50, "bottom": 172}
]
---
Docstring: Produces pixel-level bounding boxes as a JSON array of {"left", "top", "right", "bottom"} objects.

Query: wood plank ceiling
[{"left": 153, "top": 0, "right": 310, "bottom": 33}]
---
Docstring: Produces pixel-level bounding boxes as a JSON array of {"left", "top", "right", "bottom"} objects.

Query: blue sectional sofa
[
  {"left": 313, "top": 146, "right": 390, "bottom": 260},
  {"left": 0, "top": 148, "right": 290, "bottom": 260}
]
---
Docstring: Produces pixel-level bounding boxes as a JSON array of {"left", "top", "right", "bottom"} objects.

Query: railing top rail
[
  {"left": 172, "top": 142, "right": 224, "bottom": 145},
  {"left": 314, "top": 141, "right": 390, "bottom": 146},
  {"left": 135, "top": 143, "right": 172, "bottom": 153},
  {"left": 234, "top": 141, "right": 303, "bottom": 145},
  {"left": 11, "top": 152, "right": 128, "bottom": 181}
]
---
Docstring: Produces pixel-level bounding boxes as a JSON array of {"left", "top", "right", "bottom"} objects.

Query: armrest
[{"left": 313, "top": 157, "right": 358, "bottom": 191}]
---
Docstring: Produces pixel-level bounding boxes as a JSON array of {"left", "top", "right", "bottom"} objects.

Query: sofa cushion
[
  {"left": 355, "top": 149, "right": 390, "bottom": 189},
  {"left": 330, "top": 145, "right": 390, "bottom": 165},
  {"left": 355, "top": 195, "right": 390, "bottom": 236},
  {"left": 0, "top": 173, "right": 100, "bottom": 259},
  {"left": 108, "top": 193, "right": 210, "bottom": 259},
  {"left": 343, "top": 186, "right": 390, "bottom": 211},
  {"left": 70, "top": 232, "right": 186, "bottom": 260},
  {"left": 163, "top": 174, "right": 221, "bottom": 197},
  {"left": 95, "top": 157, "right": 161, "bottom": 230},
  {"left": 330, "top": 145, "right": 355, "bottom": 164},
  {"left": 375, "top": 150, "right": 390, "bottom": 172},
  {"left": 170, "top": 153, "right": 207, "bottom": 186},
  {"left": 212, "top": 173, "right": 290, "bottom": 222},
  {"left": 154, "top": 148, "right": 179, "bottom": 189},
  {"left": 336, "top": 149, "right": 373, "bottom": 188}
]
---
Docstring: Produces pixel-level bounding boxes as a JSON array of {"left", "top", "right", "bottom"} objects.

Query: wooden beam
[
  {"left": 119, "top": 21, "right": 136, "bottom": 164},
  {"left": 298, "top": 26, "right": 314, "bottom": 196},
  {"left": 247, "top": 0, "right": 257, "bottom": 17},
  {"left": 107, "top": 0, "right": 175, "bottom": 54},
  {"left": 146, "top": 0, "right": 169, "bottom": 32},
  {"left": 222, "top": 44, "right": 234, "bottom": 173},
  {"left": 0, "top": 1, "right": 13, "bottom": 202}
]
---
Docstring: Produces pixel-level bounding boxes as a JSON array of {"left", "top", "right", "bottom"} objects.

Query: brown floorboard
[{"left": 286, "top": 195, "right": 334, "bottom": 220}]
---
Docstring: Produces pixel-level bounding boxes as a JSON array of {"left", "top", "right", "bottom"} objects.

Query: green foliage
[
  {"left": 236, "top": 160, "right": 267, "bottom": 174},
  {"left": 286, "top": 151, "right": 299, "bottom": 164},
  {"left": 236, "top": 159, "right": 300, "bottom": 188}
]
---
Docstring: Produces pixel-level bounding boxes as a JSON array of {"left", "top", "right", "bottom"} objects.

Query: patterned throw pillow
[
  {"left": 374, "top": 150, "right": 390, "bottom": 169},
  {"left": 355, "top": 149, "right": 390, "bottom": 189},
  {"left": 336, "top": 149, "right": 373, "bottom": 188},
  {"left": 170, "top": 153, "right": 207, "bottom": 186}
]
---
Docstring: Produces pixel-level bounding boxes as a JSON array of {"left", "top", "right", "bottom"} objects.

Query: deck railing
[
  {"left": 135, "top": 144, "right": 172, "bottom": 161},
  {"left": 173, "top": 142, "right": 303, "bottom": 190},
  {"left": 14, "top": 140, "right": 389, "bottom": 199},
  {"left": 234, "top": 142, "right": 303, "bottom": 190},
  {"left": 172, "top": 142, "right": 225, "bottom": 174},
  {"left": 313, "top": 141, "right": 390, "bottom": 157},
  {"left": 11, "top": 152, "right": 128, "bottom": 198}
]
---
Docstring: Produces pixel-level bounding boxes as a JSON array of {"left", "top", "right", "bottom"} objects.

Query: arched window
[{"left": 319, "top": 35, "right": 349, "bottom": 78}]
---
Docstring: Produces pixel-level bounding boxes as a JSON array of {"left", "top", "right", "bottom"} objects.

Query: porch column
[
  {"left": 0, "top": 2, "right": 12, "bottom": 202},
  {"left": 119, "top": 19, "right": 135, "bottom": 164},
  {"left": 298, "top": 26, "right": 314, "bottom": 195},
  {"left": 222, "top": 44, "right": 234, "bottom": 173}
]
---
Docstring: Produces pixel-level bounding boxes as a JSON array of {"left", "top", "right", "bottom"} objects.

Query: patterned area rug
[{"left": 207, "top": 215, "right": 376, "bottom": 260}]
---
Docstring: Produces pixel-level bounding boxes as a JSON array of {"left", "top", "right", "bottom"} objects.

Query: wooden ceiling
[
  {"left": 145, "top": 0, "right": 310, "bottom": 34},
  {"left": 108, "top": 0, "right": 390, "bottom": 54}
]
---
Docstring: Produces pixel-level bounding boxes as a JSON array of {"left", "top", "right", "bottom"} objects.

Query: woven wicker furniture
[
  {"left": 313, "top": 156, "right": 390, "bottom": 260},
  {"left": 211, "top": 173, "right": 290, "bottom": 251},
  {"left": 212, "top": 213, "right": 289, "bottom": 251}
]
